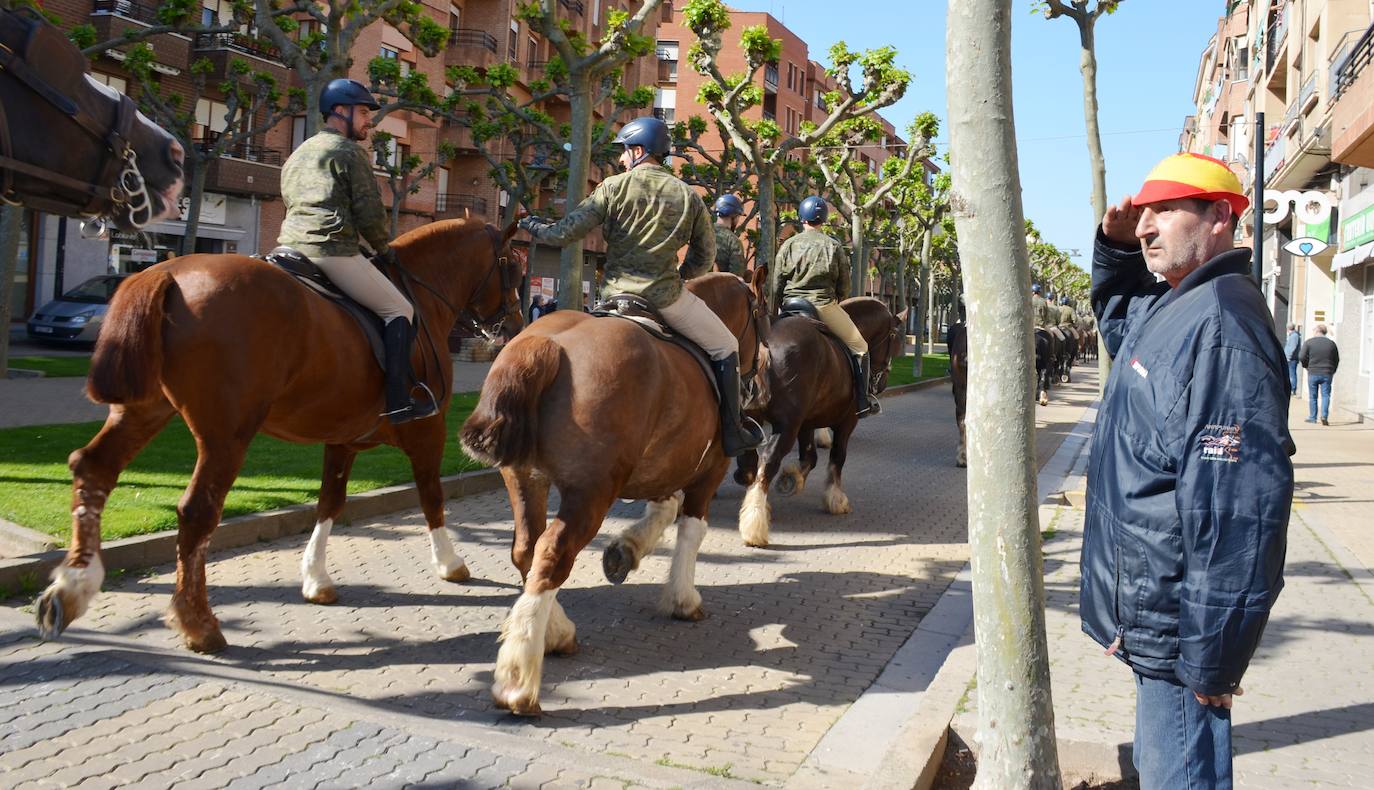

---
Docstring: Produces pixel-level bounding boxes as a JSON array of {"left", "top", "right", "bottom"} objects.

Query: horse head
[
  {"left": 0, "top": 8, "right": 183, "bottom": 230},
  {"left": 393, "top": 218, "right": 527, "bottom": 344},
  {"left": 845, "top": 298, "right": 904, "bottom": 393}
]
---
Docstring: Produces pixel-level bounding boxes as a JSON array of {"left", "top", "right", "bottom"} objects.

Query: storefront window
[{"left": 6, "top": 209, "right": 33, "bottom": 321}]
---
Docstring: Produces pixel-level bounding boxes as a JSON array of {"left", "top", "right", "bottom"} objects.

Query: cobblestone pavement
[
  {"left": 957, "top": 400, "right": 1374, "bottom": 788},
  {"left": 1, "top": 363, "right": 1099, "bottom": 787}
]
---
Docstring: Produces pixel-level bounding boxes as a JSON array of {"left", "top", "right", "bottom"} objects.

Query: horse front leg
[
  {"left": 501, "top": 466, "right": 573, "bottom": 657},
  {"left": 661, "top": 472, "right": 727, "bottom": 622},
  {"left": 405, "top": 422, "right": 470, "bottom": 584},
  {"left": 823, "top": 418, "right": 858, "bottom": 515},
  {"left": 733, "top": 448, "right": 759, "bottom": 487},
  {"left": 301, "top": 444, "right": 357, "bottom": 605},
  {"left": 602, "top": 492, "right": 681, "bottom": 585},
  {"left": 493, "top": 487, "right": 613, "bottom": 716},
  {"left": 739, "top": 427, "right": 797, "bottom": 548},
  {"left": 37, "top": 401, "right": 175, "bottom": 639}
]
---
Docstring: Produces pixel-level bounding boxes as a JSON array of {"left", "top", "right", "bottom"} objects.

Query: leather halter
[
  {"left": 0, "top": 9, "right": 151, "bottom": 226},
  {"left": 393, "top": 224, "right": 522, "bottom": 340}
]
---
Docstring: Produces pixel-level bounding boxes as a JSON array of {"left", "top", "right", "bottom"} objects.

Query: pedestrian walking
[
  {"left": 1299, "top": 324, "right": 1339, "bottom": 426},
  {"left": 528, "top": 294, "right": 546, "bottom": 323},
  {"left": 1283, "top": 323, "right": 1301, "bottom": 396},
  {"left": 1085, "top": 152, "right": 1295, "bottom": 790}
]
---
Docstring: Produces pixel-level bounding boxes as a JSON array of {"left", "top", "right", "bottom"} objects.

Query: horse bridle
[{"left": 0, "top": 9, "right": 156, "bottom": 228}]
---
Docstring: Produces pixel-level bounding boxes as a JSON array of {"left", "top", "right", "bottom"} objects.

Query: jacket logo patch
[
  {"left": 1199, "top": 424, "right": 1242, "bottom": 463},
  {"left": 1131, "top": 358, "right": 1149, "bottom": 379}
]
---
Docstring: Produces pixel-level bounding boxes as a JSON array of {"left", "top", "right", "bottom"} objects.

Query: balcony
[
  {"left": 1331, "top": 22, "right": 1374, "bottom": 167},
  {"left": 193, "top": 32, "right": 289, "bottom": 84},
  {"left": 195, "top": 139, "right": 283, "bottom": 197},
  {"left": 438, "top": 119, "right": 476, "bottom": 151},
  {"left": 764, "top": 64, "right": 779, "bottom": 93},
  {"left": 435, "top": 193, "right": 489, "bottom": 217},
  {"left": 1264, "top": 131, "right": 1286, "bottom": 182},
  {"left": 446, "top": 28, "right": 500, "bottom": 69},
  {"left": 658, "top": 59, "right": 678, "bottom": 84},
  {"left": 1298, "top": 72, "right": 1318, "bottom": 113},
  {"left": 559, "top": 0, "right": 585, "bottom": 14},
  {"left": 89, "top": 0, "right": 191, "bottom": 70},
  {"left": 1266, "top": 7, "right": 1289, "bottom": 73}
]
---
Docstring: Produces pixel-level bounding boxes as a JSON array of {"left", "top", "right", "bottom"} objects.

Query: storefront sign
[
  {"left": 177, "top": 192, "right": 228, "bottom": 225},
  {"left": 128, "top": 249, "right": 158, "bottom": 263},
  {"left": 1341, "top": 203, "right": 1374, "bottom": 251},
  {"left": 1268, "top": 190, "right": 1335, "bottom": 257}
]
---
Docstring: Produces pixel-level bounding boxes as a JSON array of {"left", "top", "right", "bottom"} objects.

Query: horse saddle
[
  {"left": 260, "top": 247, "right": 388, "bottom": 370},
  {"left": 778, "top": 297, "right": 852, "bottom": 355},
  {"left": 590, "top": 293, "right": 718, "bottom": 401}
]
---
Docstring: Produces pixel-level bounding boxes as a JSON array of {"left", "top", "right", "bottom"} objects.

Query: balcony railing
[
  {"left": 764, "top": 64, "right": 779, "bottom": 91},
  {"left": 657, "top": 59, "right": 677, "bottom": 83},
  {"left": 448, "top": 28, "right": 498, "bottom": 54},
  {"left": 194, "top": 32, "right": 283, "bottom": 62},
  {"left": 1332, "top": 22, "right": 1374, "bottom": 102},
  {"left": 762, "top": 109, "right": 776, "bottom": 122},
  {"left": 195, "top": 138, "right": 284, "bottom": 165},
  {"left": 436, "top": 193, "right": 488, "bottom": 215},
  {"left": 1298, "top": 71, "right": 1317, "bottom": 110},
  {"left": 91, "top": 0, "right": 160, "bottom": 26},
  {"left": 652, "top": 107, "right": 675, "bottom": 124},
  {"left": 1264, "top": 131, "right": 1286, "bottom": 181},
  {"left": 559, "top": 0, "right": 585, "bottom": 14}
]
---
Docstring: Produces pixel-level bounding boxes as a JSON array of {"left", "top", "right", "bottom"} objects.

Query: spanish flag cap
[{"left": 1132, "top": 153, "right": 1249, "bottom": 217}]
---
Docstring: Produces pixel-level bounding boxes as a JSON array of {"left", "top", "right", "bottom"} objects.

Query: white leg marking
[
  {"left": 46, "top": 553, "right": 104, "bottom": 623},
  {"left": 823, "top": 475, "right": 852, "bottom": 515},
  {"left": 544, "top": 591, "right": 577, "bottom": 654},
  {"left": 615, "top": 493, "right": 682, "bottom": 565},
  {"left": 429, "top": 527, "right": 470, "bottom": 581},
  {"left": 661, "top": 516, "right": 707, "bottom": 618},
  {"left": 493, "top": 590, "right": 554, "bottom": 712},
  {"left": 815, "top": 427, "right": 833, "bottom": 448},
  {"left": 738, "top": 481, "right": 771, "bottom": 547},
  {"left": 300, "top": 518, "right": 335, "bottom": 601}
]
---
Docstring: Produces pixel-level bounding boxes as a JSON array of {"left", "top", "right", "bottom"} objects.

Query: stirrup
[{"left": 383, "top": 382, "right": 439, "bottom": 423}]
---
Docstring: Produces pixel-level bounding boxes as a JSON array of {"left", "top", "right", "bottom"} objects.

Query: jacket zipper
[{"left": 1104, "top": 624, "right": 1125, "bottom": 656}]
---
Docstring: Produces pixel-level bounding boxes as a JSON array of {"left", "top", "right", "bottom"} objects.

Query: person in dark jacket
[
  {"left": 1086, "top": 152, "right": 1295, "bottom": 790},
  {"left": 1283, "top": 323, "right": 1301, "bottom": 395},
  {"left": 1299, "top": 324, "right": 1339, "bottom": 425}
]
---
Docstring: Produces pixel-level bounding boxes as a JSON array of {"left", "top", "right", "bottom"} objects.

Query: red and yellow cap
[{"left": 1132, "top": 153, "right": 1249, "bottom": 217}]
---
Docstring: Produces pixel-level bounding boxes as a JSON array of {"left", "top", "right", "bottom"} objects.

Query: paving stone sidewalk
[
  {"left": 955, "top": 403, "right": 1374, "bottom": 788},
  {"left": 1, "top": 364, "right": 1100, "bottom": 787}
]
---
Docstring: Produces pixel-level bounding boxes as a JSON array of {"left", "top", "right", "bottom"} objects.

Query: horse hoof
[
  {"left": 956, "top": 456, "right": 967, "bottom": 469},
  {"left": 824, "top": 493, "right": 852, "bottom": 515},
  {"left": 733, "top": 467, "right": 755, "bottom": 486},
  {"left": 547, "top": 636, "right": 580, "bottom": 657},
  {"left": 439, "top": 564, "right": 471, "bottom": 584},
  {"left": 494, "top": 689, "right": 543, "bottom": 716},
  {"left": 775, "top": 474, "right": 797, "bottom": 497},
  {"left": 672, "top": 606, "right": 707, "bottom": 622},
  {"left": 184, "top": 629, "right": 228, "bottom": 654},
  {"left": 602, "top": 542, "right": 634, "bottom": 585},
  {"left": 34, "top": 592, "right": 66, "bottom": 640},
  {"left": 303, "top": 586, "right": 338, "bottom": 605},
  {"left": 1039, "top": 393, "right": 1049, "bottom": 406}
]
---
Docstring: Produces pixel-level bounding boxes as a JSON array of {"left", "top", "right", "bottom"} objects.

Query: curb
[
  {"left": 0, "top": 518, "right": 59, "bottom": 557},
  {"left": 4, "top": 368, "right": 45, "bottom": 379},
  {"left": 881, "top": 376, "right": 951, "bottom": 398},
  {"left": 0, "top": 468, "right": 502, "bottom": 593}
]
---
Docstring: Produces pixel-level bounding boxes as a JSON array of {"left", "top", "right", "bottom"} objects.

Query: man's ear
[{"left": 1213, "top": 199, "right": 1234, "bottom": 234}]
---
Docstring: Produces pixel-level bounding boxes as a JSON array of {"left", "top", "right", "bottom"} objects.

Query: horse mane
[{"left": 391, "top": 217, "right": 489, "bottom": 265}]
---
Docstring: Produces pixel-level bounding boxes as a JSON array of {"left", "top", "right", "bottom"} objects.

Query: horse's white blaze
[
  {"left": 545, "top": 592, "right": 576, "bottom": 652},
  {"left": 738, "top": 482, "right": 771, "bottom": 547},
  {"left": 618, "top": 494, "right": 681, "bottom": 563},
  {"left": 47, "top": 553, "right": 104, "bottom": 623},
  {"left": 300, "top": 518, "right": 334, "bottom": 599},
  {"left": 494, "top": 590, "right": 554, "bottom": 707},
  {"left": 661, "top": 517, "right": 707, "bottom": 617},
  {"left": 823, "top": 478, "right": 851, "bottom": 515},
  {"left": 429, "top": 527, "right": 468, "bottom": 579}
]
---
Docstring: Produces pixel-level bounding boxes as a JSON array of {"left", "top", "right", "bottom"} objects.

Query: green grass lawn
[
  {"left": 888, "top": 353, "right": 951, "bottom": 387},
  {"left": 0, "top": 394, "right": 484, "bottom": 545},
  {"left": 8, "top": 356, "right": 92, "bottom": 378}
]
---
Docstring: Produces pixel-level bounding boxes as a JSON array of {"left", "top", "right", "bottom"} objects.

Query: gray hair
[
  {"left": 1316, "top": 324, "right": 1329, "bottom": 335},
  {"left": 1287, "top": 323, "right": 1296, "bottom": 331}
]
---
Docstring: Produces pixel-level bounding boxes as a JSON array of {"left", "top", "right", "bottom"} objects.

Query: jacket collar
[{"left": 1156, "top": 247, "right": 1253, "bottom": 312}]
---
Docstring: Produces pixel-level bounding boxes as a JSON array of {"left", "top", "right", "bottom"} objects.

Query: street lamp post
[{"left": 1254, "top": 111, "right": 1265, "bottom": 285}]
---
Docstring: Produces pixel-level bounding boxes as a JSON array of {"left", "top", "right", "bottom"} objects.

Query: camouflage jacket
[
  {"left": 1030, "top": 295, "right": 1054, "bottom": 327},
  {"left": 771, "top": 227, "right": 848, "bottom": 311},
  {"left": 712, "top": 224, "right": 746, "bottom": 276},
  {"left": 1058, "top": 304, "right": 1076, "bottom": 326},
  {"left": 277, "top": 129, "right": 391, "bottom": 258},
  {"left": 523, "top": 164, "right": 713, "bottom": 308}
]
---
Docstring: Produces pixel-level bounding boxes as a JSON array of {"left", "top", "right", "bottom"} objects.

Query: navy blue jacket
[{"left": 1083, "top": 232, "right": 1295, "bottom": 696}]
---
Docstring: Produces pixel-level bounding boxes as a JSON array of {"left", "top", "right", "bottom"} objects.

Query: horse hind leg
[
  {"left": 740, "top": 428, "right": 797, "bottom": 548},
  {"left": 777, "top": 430, "right": 819, "bottom": 496},
  {"left": 301, "top": 445, "right": 357, "bottom": 605},
  {"left": 822, "top": 421, "right": 857, "bottom": 515},
  {"left": 602, "top": 492, "right": 682, "bottom": 585},
  {"left": 661, "top": 482, "right": 716, "bottom": 621},
  {"left": 37, "top": 401, "right": 175, "bottom": 640}
]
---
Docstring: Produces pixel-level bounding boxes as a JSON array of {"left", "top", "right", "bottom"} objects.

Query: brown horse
[
  {"left": 35, "top": 219, "right": 524, "bottom": 653},
  {"left": 0, "top": 7, "right": 183, "bottom": 228},
  {"left": 458, "top": 273, "right": 764, "bottom": 715},
  {"left": 733, "top": 297, "right": 904, "bottom": 548}
]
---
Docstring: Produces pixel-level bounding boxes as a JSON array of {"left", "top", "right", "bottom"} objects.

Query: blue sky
[{"left": 722, "top": 0, "right": 1228, "bottom": 267}]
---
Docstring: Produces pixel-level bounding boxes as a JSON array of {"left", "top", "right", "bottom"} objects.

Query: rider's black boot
[
  {"left": 383, "top": 317, "right": 438, "bottom": 425},
  {"left": 852, "top": 353, "right": 880, "bottom": 418},
  {"left": 711, "top": 353, "right": 765, "bottom": 457}
]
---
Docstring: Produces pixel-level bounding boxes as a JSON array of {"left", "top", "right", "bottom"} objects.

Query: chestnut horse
[
  {"left": 35, "top": 219, "right": 524, "bottom": 653},
  {"left": 458, "top": 273, "right": 764, "bottom": 715},
  {"left": 733, "top": 297, "right": 905, "bottom": 548}
]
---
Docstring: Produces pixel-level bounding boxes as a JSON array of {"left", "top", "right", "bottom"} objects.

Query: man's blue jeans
[
  {"left": 1287, "top": 359, "right": 1299, "bottom": 394},
  {"left": 1134, "top": 674, "right": 1232, "bottom": 789},
  {"left": 1308, "top": 374, "right": 1333, "bottom": 421}
]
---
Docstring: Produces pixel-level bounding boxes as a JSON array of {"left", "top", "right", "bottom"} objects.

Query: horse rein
[{"left": 0, "top": 9, "right": 154, "bottom": 228}]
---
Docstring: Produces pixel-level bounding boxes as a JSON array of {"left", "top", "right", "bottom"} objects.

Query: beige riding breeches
[
  {"left": 818, "top": 302, "right": 867, "bottom": 355},
  {"left": 313, "top": 254, "right": 414, "bottom": 324},
  {"left": 659, "top": 288, "right": 738, "bottom": 361}
]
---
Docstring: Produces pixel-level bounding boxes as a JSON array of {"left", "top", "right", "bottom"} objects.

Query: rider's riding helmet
[
  {"left": 1031, "top": 283, "right": 1042, "bottom": 294},
  {"left": 799, "top": 195, "right": 828, "bottom": 224},
  {"left": 320, "top": 79, "right": 381, "bottom": 120},
  {"left": 614, "top": 117, "right": 672, "bottom": 167},
  {"left": 1061, "top": 295, "right": 1072, "bottom": 305},
  {"left": 713, "top": 194, "right": 744, "bottom": 218}
]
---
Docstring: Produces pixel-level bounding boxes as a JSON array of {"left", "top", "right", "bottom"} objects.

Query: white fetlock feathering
[
  {"left": 300, "top": 518, "right": 335, "bottom": 600},
  {"left": 429, "top": 527, "right": 469, "bottom": 581},
  {"left": 823, "top": 479, "right": 852, "bottom": 515},
  {"left": 617, "top": 493, "right": 682, "bottom": 564},
  {"left": 738, "top": 482, "right": 771, "bottom": 547},
  {"left": 544, "top": 592, "right": 577, "bottom": 653},
  {"left": 493, "top": 590, "right": 554, "bottom": 709},
  {"left": 661, "top": 516, "right": 707, "bottom": 617},
  {"left": 46, "top": 553, "right": 104, "bottom": 624}
]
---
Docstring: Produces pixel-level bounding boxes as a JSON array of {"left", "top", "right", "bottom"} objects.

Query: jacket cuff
[{"left": 1094, "top": 228, "right": 1142, "bottom": 262}]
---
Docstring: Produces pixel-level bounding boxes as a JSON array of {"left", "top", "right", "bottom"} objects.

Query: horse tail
[
  {"left": 459, "top": 334, "right": 561, "bottom": 467},
  {"left": 86, "top": 269, "right": 174, "bottom": 404}
]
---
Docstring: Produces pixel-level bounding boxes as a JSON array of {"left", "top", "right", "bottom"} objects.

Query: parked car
[{"left": 26, "top": 274, "right": 130, "bottom": 344}]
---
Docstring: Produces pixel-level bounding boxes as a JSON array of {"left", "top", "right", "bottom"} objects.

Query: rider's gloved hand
[
  {"left": 517, "top": 215, "right": 542, "bottom": 234},
  {"left": 373, "top": 247, "right": 398, "bottom": 270}
]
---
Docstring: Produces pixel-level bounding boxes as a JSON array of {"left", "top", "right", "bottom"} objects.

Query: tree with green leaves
[
  {"left": 672, "top": 115, "right": 758, "bottom": 218},
  {"left": 882, "top": 160, "right": 952, "bottom": 349},
  {"left": 683, "top": 0, "right": 909, "bottom": 285},
  {"left": 369, "top": 132, "right": 456, "bottom": 237},
  {"left": 121, "top": 43, "right": 302, "bottom": 254},
  {"left": 1026, "top": 221, "right": 1090, "bottom": 301},
  {"left": 815, "top": 113, "right": 938, "bottom": 296},
  {"left": 513, "top": 0, "right": 663, "bottom": 309},
  {"left": 948, "top": 1, "right": 1062, "bottom": 785}
]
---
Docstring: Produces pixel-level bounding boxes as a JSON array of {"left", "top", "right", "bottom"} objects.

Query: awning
[{"left": 1333, "top": 240, "right": 1374, "bottom": 271}]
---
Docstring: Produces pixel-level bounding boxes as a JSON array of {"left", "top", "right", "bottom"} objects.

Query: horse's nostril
[{"left": 169, "top": 139, "right": 185, "bottom": 169}]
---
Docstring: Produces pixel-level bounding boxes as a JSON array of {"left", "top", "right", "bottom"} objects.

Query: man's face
[
  {"left": 619, "top": 145, "right": 647, "bottom": 170},
  {"left": 1135, "top": 198, "right": 1227, "bottom": 287},
  {"left": 349, "top": 105, "right": 373, "bottom": 141}
]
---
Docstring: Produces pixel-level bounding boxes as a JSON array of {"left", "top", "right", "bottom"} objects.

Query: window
[
  {"left": 449, "top": 4, "right": 460, "bottom": 31},
  {"left": 194, "top": 98, "right": 232, "bottom": 140},
  {"left": 527, "top": 35, "right": 538, "bottom": 68},
  {"left": 291, "top": 116, "right": 307, "bottom": 151},
  {"left": 593, "top": 0, "right": 600, "bottom": 26},
  {"left": 298, "top": 19, "right": 315, "bottom": 41},
  {"left": 380, "top": 46, "right": 399, "bottom": 60},
  {"left": 508, "top": 20, "right": 519, "bottom": 62},
  {"left": 657, "top": 40, "right": 678, "bottom": 84},
  {"left": 653, "top": 87, "right": 676, "bottom": 124},
  {"left": 376, "top": 141, "right": 405, "bottom": 170},
  {"left": 91, "top": 72, "right": 127, "bottom": 95}
]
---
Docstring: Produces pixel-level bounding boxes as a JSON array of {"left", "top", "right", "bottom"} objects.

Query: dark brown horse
[
  {"left": 0, "top": 7, "right": 183, "bottom": 228},
  {"left": 35, "top": 219, "right": 524, "bottom": 653},
  {"left": 458, "top": 273, "right": 764, "bottom": 715},
  {"left": 948, "top": 322, "right": 969, "bottom": 467},
  {"left": 733, "top": 297, "right": 904, "bottom": 548}
]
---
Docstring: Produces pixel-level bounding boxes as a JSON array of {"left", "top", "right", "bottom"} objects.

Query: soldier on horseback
[
  {"left": 276, "top": 78, "right": 436, "bottom": 425},
  {"left": 711, "top": 194, "right": 748, "bottom": 278},
  {"left": 771, "top": 196, "right": 880, "bottom": 417},
  {"left": 517, "top": 116, "right": 765, "bottom": 456}
]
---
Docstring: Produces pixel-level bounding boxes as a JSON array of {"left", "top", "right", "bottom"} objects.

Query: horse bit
[{"left": 0, "top": 9, "right": 157, "bottom": 233}]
